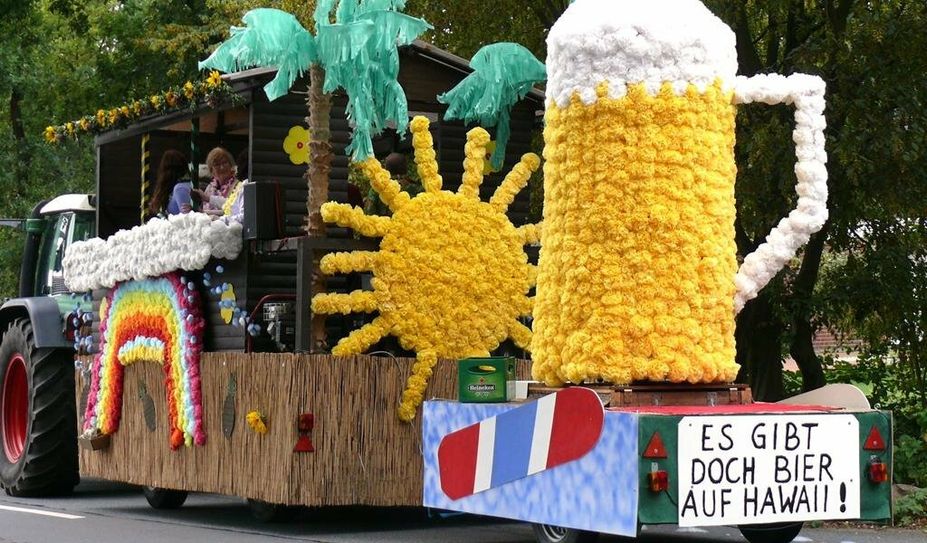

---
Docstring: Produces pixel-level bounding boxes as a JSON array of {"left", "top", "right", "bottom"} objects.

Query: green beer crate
[{"left": 458, "top": 357, "right": 515, "bottom": 403}]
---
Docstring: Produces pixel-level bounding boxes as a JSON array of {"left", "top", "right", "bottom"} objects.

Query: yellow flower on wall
[
  {"left": 313, "top": 116, "right": 541, "bottom": 422},
  {"left": 283, "top": 126, "right": 312, "bottom": 165},
  {"left": 246, "top": 410, "right": 267, "bottom": 434}
]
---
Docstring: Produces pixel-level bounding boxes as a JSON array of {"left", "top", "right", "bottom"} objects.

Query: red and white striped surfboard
[{"left": 437, "top": 387, "right": 604, "bottom": 500}]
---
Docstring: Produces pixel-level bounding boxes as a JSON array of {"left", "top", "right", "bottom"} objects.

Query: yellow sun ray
[
  {"left": 331, "top": 316, "right": 392, "bottom": 356},
  {"left": 490, "top": 153, "right": 541, "bottom": 213},
  {"left": 458, "top": 127, "right": 491, "bottom": 200},
  {"left": 397, "top": 350, "right": 439, "bottom": 422},
  {"left": 320, "top": 251, "right": 378, "bottom": 275},
  {"left": 314, "top": 115, "right": 541, "bottom": 422},
  {"left": 518, "top": 222, "right": 543, "bottom": 245},
  {"left": 320, "top": 203, "right": 392, "bottom": 237},
  {"left": 358, "top": 157, "right": 411, "bottom": 213},
  {"left": 410, "top": 117, "right": 442, "bottom": 193},
  {"left": 509, "top": 321, "right": 533, "bottom": 351},
  {"left": 312, "top": 290, "right": 378, "bottom": 315}
]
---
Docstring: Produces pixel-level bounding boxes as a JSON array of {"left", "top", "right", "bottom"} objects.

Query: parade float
[{"left": 0, "top": 1, "right": 892, "bottom": 542}]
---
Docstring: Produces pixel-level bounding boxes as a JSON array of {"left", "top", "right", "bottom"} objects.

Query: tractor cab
[{"left": 19, "top": 194, "right": 96, "bottom": 302}]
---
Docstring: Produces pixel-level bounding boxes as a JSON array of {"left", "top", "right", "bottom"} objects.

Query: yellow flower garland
[
  {"left": 313, "top": 116, "right": 541, "bottom": 422},
  {"left": 44, "top": 71, "right": 236, "bottom": 144}
]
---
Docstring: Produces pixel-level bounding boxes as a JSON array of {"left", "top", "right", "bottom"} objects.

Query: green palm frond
[
  {"left": 198, "top": 8, "right": 316, "bottom": 101},
  {"left": 315, "top": 3, "right": 431, "bottom": 160},
  {"left": 439, "top": 42, "right": 546, "bottom": 170}
]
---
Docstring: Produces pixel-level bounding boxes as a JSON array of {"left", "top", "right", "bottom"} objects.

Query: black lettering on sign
[{"left": 682, "top": 490, "right": 698, "bottom": 518}]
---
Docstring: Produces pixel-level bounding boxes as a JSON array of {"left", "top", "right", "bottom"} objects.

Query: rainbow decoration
[{"left": 82, "top": 271, "right": 206, "bottom": 449}]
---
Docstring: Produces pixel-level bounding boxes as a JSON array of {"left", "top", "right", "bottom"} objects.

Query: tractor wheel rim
[{"left": 2, "top": 353, "right": 28, "bottom": 463}]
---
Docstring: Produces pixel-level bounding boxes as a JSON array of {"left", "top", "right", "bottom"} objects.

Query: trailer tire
[
  {"left": 739, "top": 522, "right": 804, "bottom": 543},
  {"left": 143, "top": 486, "right": 188, "bottom": 509},
  {"left": 531, "top": 523, "right": 599, "bottom": 543},
  {"left": 247, "top": 499, "right": 298, "bottom": 523},
  {"left": 0, "top": 318, "right": 78, "bottom": 496}
]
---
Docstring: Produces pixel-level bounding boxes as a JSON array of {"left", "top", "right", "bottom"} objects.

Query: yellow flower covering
[
  {"left": 533, "top": 82, "right": 739, "bottom": 386},
  {"left": 533, "top": 0, "right": 747, "bottom": 387},
  {"left": 313, "top": 116, "right": 540, "bottom": 422}
]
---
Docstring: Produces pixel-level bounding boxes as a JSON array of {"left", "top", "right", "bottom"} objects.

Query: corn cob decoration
[{"left": 532, "top": 0, "right": 828, "bottom": 386}]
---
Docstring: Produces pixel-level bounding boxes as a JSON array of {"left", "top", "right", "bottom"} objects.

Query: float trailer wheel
[
  {"left": 739, "top": 521, "right": 804, "bottom": 543},
  {"left": 143, "top": 486, "right": 189, "bottom": 509},
  {"left": 531, "top": 523, "right": 600, "bottom": 543}
]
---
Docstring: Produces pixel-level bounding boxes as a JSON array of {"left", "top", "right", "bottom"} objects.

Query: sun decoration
[{"left": 313, "top": 116, "right": 541, "bottom": 422}]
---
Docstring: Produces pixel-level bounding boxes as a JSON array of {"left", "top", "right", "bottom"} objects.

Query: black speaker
[{"left": 243, "top": 182, "right": 280, "bottom": 240}]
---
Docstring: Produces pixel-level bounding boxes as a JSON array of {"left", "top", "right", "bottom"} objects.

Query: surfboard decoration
[{"left": 437, "top": 387, "right": 605, "bottom": 500}]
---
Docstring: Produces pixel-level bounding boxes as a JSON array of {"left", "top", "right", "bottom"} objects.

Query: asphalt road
[{"left": 0, "top": 479, "right": 924, "bottom": 543}]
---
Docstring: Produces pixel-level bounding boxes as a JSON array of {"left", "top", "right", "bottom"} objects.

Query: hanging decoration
[
  {"left": 294, "top": 413, "right": 315, "bottom": 453},
  {"left": 312, "top": 116, "right": 540, "bottom": 422},
  {"left": 81, "top": 272, "right": 206, "bottom": 450}
]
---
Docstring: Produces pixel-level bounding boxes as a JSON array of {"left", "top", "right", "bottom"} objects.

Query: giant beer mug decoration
[{"left": 531, "top": 0, "right": 829, "bottom": 386}]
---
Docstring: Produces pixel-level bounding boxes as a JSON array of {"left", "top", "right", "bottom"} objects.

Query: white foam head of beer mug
[{"left": 546, "top": 0, "right": 738, "bottom": 107}]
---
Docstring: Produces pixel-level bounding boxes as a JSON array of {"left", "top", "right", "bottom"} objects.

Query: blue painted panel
[{"left": 423, "top": 401, "right": 640, "bottom": 537}]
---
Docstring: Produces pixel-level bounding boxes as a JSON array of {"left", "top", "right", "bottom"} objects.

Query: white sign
[{"left": 677, "top": 415, "right": 860, "bottom": 527}]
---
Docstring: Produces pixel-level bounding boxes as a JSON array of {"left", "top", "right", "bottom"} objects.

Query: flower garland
[
  {"left": 222, "top": 181, "right": 244, "bottom": 217},
  {"left": 532, "top": 0, "right": 828, "bottom": 387},
  {"left": 81, "top": 272, "right": 206, "bottom": 449},
  {"left": 44, "top": 71, "right": 237, "bottom": 143},
  {"left": 312, "top": 116, "right": 541, "bottom": 422},
  {"left": 62, "top": 212, "right": 243, "bottom": 292}
]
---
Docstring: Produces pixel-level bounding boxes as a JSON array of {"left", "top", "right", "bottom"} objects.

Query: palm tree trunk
[{"left": 306, "top": 63, "right": 333, "bottom": 352}]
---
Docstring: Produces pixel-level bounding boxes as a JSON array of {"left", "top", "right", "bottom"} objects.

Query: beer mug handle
[{"left": 732, "top": 74, "right": 829, "bottom": 314}]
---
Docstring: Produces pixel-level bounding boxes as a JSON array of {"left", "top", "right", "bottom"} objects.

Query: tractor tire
[{"left": 0, "top": 318, "right": 79, "bottom": 496}]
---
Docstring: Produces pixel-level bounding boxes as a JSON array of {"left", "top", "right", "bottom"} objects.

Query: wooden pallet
[{"left": 528, "top": 382, "right": 753, "bottom": 408}]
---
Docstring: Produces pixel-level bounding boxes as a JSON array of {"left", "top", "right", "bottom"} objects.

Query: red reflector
[
  {"left": 869, "top": 459, "right": 889, "bottom": 483},
  {"left": 864, "top": 425, "right": 886, "bottom": 451},
  {"left": 643, "top": 431, "right": 668, "bottom": 459},
  {"left": 648, "top": 469, "right": 669, "bottom": 492}
]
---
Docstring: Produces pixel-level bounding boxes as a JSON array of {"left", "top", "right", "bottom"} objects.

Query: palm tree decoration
[
  {"left": 438, "top": 42, "right": 546, "bottom": 171},
  {"left": 314, "top": 1, "right": 431, "bottom": 159},
  {"left": 200, "top": 3, "right": 430, "bottom": 351}
]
